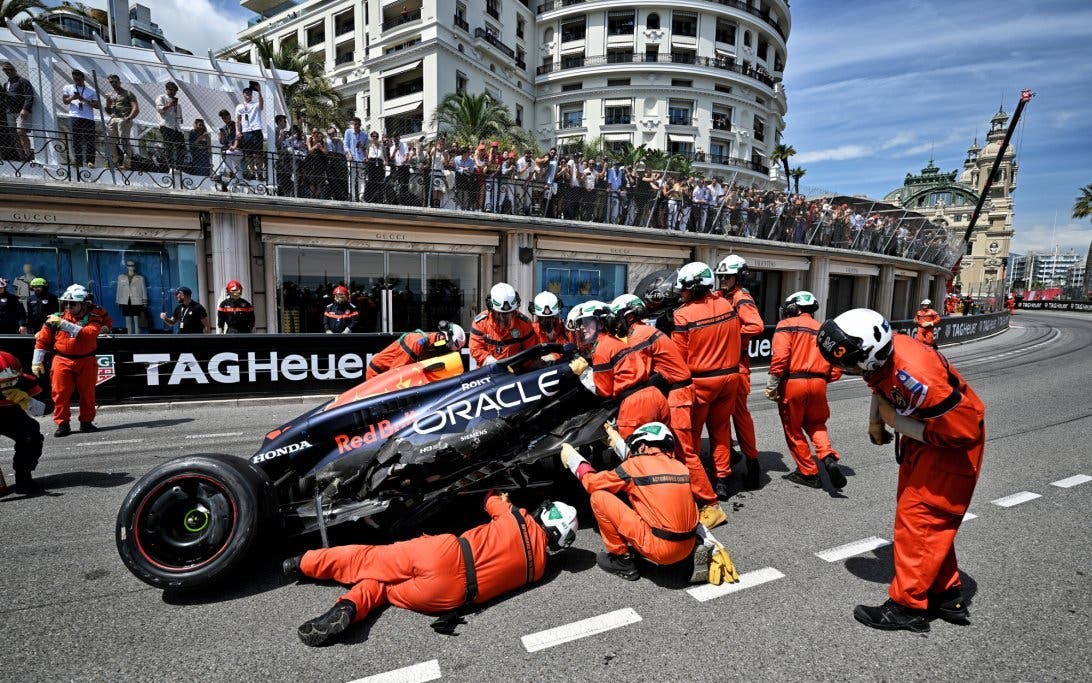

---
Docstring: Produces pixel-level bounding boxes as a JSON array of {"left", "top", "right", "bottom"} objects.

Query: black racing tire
[{"left": 116, "top": 454, "right": 271, "bottom": 591}]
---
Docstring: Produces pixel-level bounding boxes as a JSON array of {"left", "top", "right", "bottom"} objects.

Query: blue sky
[{"left": 781, "top": 0, "right": 1092, "bottom": 255}]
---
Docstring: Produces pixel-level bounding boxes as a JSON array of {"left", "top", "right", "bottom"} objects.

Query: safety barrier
[
  {"left": 1015, "top": 300, "right": 1092, "bottom": 313},
  {"left": 0, "top": 312, "right": 1009, "bottom": 405}
]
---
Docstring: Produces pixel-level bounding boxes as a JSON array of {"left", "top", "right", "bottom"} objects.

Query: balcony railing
[
  {"left": 382, "top": 8, "right": 421, "bottom": 31},
  {"left": 536, "top": 52, "right": 777, "bottom": 87},
  {"left": 558, "top": 117, "right": 585, "bottom": 129},
  {"left": 474, "top": 27, "right": 516, "bottom": 59},
  {"left": 695, "top": 153, "right": 769, "bottom": 174},
  {"left": 667, "top": 114, "right": 694, "bottom": 126},
  {"left": 537, "top": 0, "right": 787, "bottom": 42},
  {"left": 453, "top": 14, "right": 469, "bottom": 32},
  {"left": 712, "top": 117, "right": 732, "bottom": 131},
  {"left": 603, "top": 114, "right": 633, "bottom": 125},
  {"left": 516, "top": 57, "right": 527, "bottom": 70}
]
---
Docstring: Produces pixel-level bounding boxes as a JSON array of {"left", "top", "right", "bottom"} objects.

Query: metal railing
[
  {"left": 473, "top": 27, "right": 516, "bottom": 59},
  {"left": 536, "top": 52, "right": 777, "bottom": 87},
  {"left": 536, "top": 0, "right": 787, "bottom": 42},
  {"left": 382, "top": 9, "right": 422, "bottom": 31}
]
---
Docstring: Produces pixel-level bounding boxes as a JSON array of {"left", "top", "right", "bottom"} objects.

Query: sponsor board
[{"left": 1016, "top": 300, "right": 1092, "bottom": 312}]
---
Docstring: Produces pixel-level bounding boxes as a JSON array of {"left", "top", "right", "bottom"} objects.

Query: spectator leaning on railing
[
  {"left": 61, "top": 70, "right": 98, "bottom": 168},
  {"left": 155, "top": 81, "right": 184, "bottom": 172},
  {"left": 3, "top": 62, "right": 36, "bottom": 163},
  {"left": 104, "top": 74, "right": 139, "bottom": 170}
]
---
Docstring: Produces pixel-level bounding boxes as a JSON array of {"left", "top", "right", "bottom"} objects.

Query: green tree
[
  {"left": 606, "top": 142, "right": 650, "bottom": 168},
  {"left": 431, "top": 91, "right": 515, "bottom": 148},
  {"left": 789, "top": 166, "right": 806, "bottom": 194},
  {"left": 770, "top": 143, "right": 796, "bottom": 189},
  {"left": 1073, "top": 183, "right": 1092, "bottom": 220},
  {"left": 247, "top": 37, "right": 343, "bottom": 132}
]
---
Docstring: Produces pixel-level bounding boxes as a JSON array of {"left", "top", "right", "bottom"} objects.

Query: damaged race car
[{"left": 115, "top": 345, "right": 614, "bottom": 590}]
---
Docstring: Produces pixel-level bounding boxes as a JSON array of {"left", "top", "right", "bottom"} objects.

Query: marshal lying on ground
[{"left": 115, "top": 344, "right": 614, "bottom": 590}]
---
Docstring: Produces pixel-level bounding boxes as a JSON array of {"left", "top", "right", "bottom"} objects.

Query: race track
[{"left": 2, "top": 311, "right": 1090, "bottom": 682}]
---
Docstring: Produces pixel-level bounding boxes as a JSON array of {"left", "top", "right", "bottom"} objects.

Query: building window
[
  {"left": 668, "top": 99, "right": 692, "bottom": 126},
  {"left": 559, "top": 104, "right": 584, "bottom": 129},
  {"left": 486, "top": 0, "right": 500, "bottom": 21},
  {"left": 709, "top": 139, "right": 731, "bottom": 163},
  {"left": 671, "top": 78, "right": 692, "bottom": 88},
  {"left": 715, "top": 19, "right": 736, "bottom": 44},
  {"left": 516, "top": 16, "right": 525, "bottom": 39},
  {"left": 714, "top": 84, "right": 732, "bottom": 94},
  {"left": 561, "top": 17, "right": 586, "bottom": 42},
  {"left": 604, "top": 104, "right": 632, "bottom": 125},
  {"left": 607, "top": 48, "right": 634, "bottom": 64},
  {"left": 536, "top": 260, "right": 627, "bottom": 311},
  {"left": 455, "top": 3, "right": 468, "bottom": 30},
  {"left": 645, "top": 46, "right": 659, "bottom": 62},
  {"left": 335, "top": 9, "right": 354, "bottom": 36},
  {"left": 670, "top": 49, "right": 696, "bottom": 64},
  {"left": 335, "top": 42, "right": 354, "bottom": 65},
  {"left": 743, "top": 30, "right": 752, "bottom": 47},
  {"left": 646, "top": 12, "right": 660, "bottom": 30},
  {"left": 561, "top": 82, "right": 582, "bottom": 91},
  {"left": 456, "top": 71, "right": 468, "bottom": 94},
  {"left": 758, "top": 38, "right": 768, "bottom": 61},
  {"left": 668, "top": 138, "right": 693, "bottom": 157},
  {"left": 561, "top": 53, "right": 585, "bottom": 69},
  {"left": 558, "top": 137, "right": 583, "bottom": 156},
  {"left": 516, "top": 46, "right": 527, "bottom": 69},
  {"left": 607, "top": 11, "right": 635, "bottom": 36},
  {"left": 671, "top": 12, "right": 697, "bottom": 38},
  {"left": 607, "top": 78, "right": 630, "bottom": 87},
  {"left": 753, "top": 114, "right": 765, "bottom": 142},
  {"left": 515, "top": 104, "right": 523, "bottom": 127},
  {"left": 543, "top": 26, "right": 554, "bottom": 43},
  {"left": 712, "top": 107, "right": 732, "bottom": 131},
  {"left": 280, "top": 33, "right": 298, "bottom": 52},
  {"left": 306, "top": 22, "right": 324, "bottom": 47}
]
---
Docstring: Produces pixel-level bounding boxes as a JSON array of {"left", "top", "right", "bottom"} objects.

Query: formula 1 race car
[{"left": 116, "top": 344, "right": 613, "bottom": 590}]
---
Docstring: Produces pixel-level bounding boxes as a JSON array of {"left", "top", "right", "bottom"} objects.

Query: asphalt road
[{"left": 2, "top": 311, "right": 1090, "bottom": 682}]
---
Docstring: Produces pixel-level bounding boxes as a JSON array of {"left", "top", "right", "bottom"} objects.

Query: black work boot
[
  {"left": 854, "top": 599, "right": 930, "bottom": 633},
  {"left": 54, "top": 423, "right": 71, "bottom": 437},
  {"left": 715, "top": 476, "right": 733, "bottom": 500},
  {"left": 929, "top": 587, "right": 971, "bottom": 625},
  {"left": 14, "top": 471, "right": 41, "bottom": 496},
  {"left": 744, "top": 460, "right": 761, "bottom": 490},
  {"left": 823, "top": 456, "right": 847, "bottom": 489},
  {"left": 282, "top": 555, "right": 303, "bottom": 582},
  {"left": 79, "top": 422, "right": 100, "bottom": 433},
  {"left": 297, "top": 599, "right": 356, "bottom": 647},
  {"left": 782, "top": 470, "right": 821, "bottom": 488},
  {"left": 597, "top": 551, "right": 639, "bottom": 581}
]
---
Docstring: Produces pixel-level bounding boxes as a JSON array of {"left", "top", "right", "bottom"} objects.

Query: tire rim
[{"left": 132, "top": 474, "right": 239, "bottom": 572}]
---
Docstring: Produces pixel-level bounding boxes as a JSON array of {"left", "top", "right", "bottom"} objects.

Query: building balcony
[
  {"left": 695, "top": 153, "right": 770, "bottom": 174},
  {"left": 536, "top": 0, "right": 788, "bottom": 43},
  {"left": 603, "top": 114, "right": 634, "bottom": 126},
  {"left": 382, "top": 8, "right": 421, "bottom": 32},
  {"left": 536, "top": 52, "right": 777, "bottom": 88},
  {"left": 474, "top": 27, "right": 516, "bottom": 59},
  {"left": 454, "top": 14, "right": 469, "bottom": 32},
  {"left": 558, "top": 117, "right": 586, "bottom": 130}
]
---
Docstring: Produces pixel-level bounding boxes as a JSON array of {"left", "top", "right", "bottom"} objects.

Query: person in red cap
[
  {"left": 1, "top": 350, "right": 46, "bottom": 495},
  {"left": 216, "top": 280, "right": 255, "bottom": 333},
  {"left": 323, "top": 285, "right": 359, "bottom": 334}
]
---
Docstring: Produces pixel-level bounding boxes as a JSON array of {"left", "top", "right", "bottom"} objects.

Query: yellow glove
[
  {"left": 46, "top": 314, "right": 63, "bottom": 328},
  {"left": 569, "top": 356, "right": 588, "bottom": 376},
  {"left": 869, "top": 420, "right": 893, "bottom": 445},
  {"left": 31, "top": 363, "right": 45, "bottom": 377},
  {"left": 708, "top": 541, "right": 740, "bottom": 586},
  {"left": 603, "top": 421, "right": 624, "bottom": 450},
  {"left": 1, "top": 387, "right": 30, "bottom": 411},
  {"left": 559, "top": 443, "right": 588, "bottom": 475},
  {"left": 764, "top": 385, "right": 779, "bottom": 402}
]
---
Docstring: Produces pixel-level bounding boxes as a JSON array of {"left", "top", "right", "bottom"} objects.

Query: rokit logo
[
  {"left": 133, "top": 352, "right": 366, "bottom": 385},
  {"left": 252, "top": 440, "right": 312, "bottom": 463},
  {"left": 461, "top": 376, "right": 492, "bottom": 392},
  {"left": 334, "top": 411, "right": 417, "bottom": 454}
]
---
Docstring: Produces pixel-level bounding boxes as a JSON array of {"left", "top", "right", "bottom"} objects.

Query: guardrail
[{"left": 1015, "top": 300, "right": 1092, "bottom": 312}]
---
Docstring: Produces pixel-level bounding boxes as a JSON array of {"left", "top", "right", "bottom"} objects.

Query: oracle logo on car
[
  {"left": 334, "top": 411, "right": 417, "bottom": 454},
  {"left": 413, "top": 369, "right": 562, "bottom": 435},
  {"left": 252, "top": 440, "right": 313, "bottom": 464}
]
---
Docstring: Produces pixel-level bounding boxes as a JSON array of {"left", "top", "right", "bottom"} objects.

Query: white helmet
[
  {"left": 566, "top": 300, "right": 609, "bottom": 330},
  {"left": 921, "top": 299, "right": 932, "bottom": 307},
  {"left": 437, "top": 321, "right": 467, "bottom": 351},
  {"left": 817, "top": 308, "right": 894, "bottom": 373},
  {"left": 489, "top": 282, "right": 520, "bottom": 313},
  {"left": 625, "top": 421, "right": 676, "bottom": 456},
  {"left": 674, "top": 261, "right": 715, "bottom": 292},
  {"left": 715, "top": 254, "right": 748, "bottom": 277},
  {"left": 610, "top": 293, "right": 646, "bottom": 319},
  {"left": 531, "top": 291, "right": 561, "bottom": 318},
  {"left": 59, "top": 284, "right": 90, "bottom": 303},
  {"left": 781, "top": 290, "right": 819, "bottom": 318},
  {"left": 536, "top": 500, "right": 579, "bottom": 550},
  {"left": 565, "top": 305, "right": 584, "bottom": 332}
]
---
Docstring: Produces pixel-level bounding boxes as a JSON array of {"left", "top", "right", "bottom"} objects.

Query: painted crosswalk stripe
[
  {"left": 521, "top": 608, "right": 641, "bottom": 652},
  {"left": 688, "top": 567, "right": 785, "bottom": 603},
  {"left": 991, "top": 491, "right": 1041, "bottom": 507},
  {"left": 814, "top": 536, "right": 890, "bottom": 563},
  {"left": 185, "top": 433, "right": 245, "bottom": 439},
  {"left": 962, "top": 512, "right": 978, "bottom": 521},
  {"left": 1051, "top": 474, "right": 1092, "bottom": 489},
  {"left": 347, "top": 659, "right": 441, "bottom": 683}
]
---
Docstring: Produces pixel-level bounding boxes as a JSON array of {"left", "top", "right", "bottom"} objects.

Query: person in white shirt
[
  {"left": 61, "top": 70, "right": 99, "bottom": 167},
  {"left": 235, "top": 85, "right": 265, "bottom": 178},
  {"left": 155, "top": 81, "right": 184, "bottom": 171},
  {"left": 388, "top": 133, "right": 409, "bottom": 203}
]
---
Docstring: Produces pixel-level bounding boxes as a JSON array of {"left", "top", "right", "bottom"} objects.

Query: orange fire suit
[
  {"left": 299, "top": 493, "right": 547, "bottom": 623},
  {"left": 865, "top": 335, "right": 985, "bottom": 611},
  {"left": 532, "top": 320, "right": 573, "bottom": 346},
  {"left": 769, "top": 313, "right": 842, "bottom": 476},
  {"left": 366, "top": 331, "right": 447, "bottom": 379},
  {"left": 674, "top": 292, "right": 762, "bottom": 477},
  {"left": 1005, "top": 297, "right": 1015, "bottom": 313},
  {"left": 34, "top": 310, "right": 102, "bottom": 425},
  {"left": 626, "top": 323, "right": 716, "bottom": 505},
  {"left": 575, "top": 451, "right": 699, "bottom": 565},
  {"left": 591, "top": 332, "right": 669, "bottom": 437},
  {"left": 914, "top": 307, "right": 941, "bottom": 347},
  {"left": 724, "top": 286, "right": 765, "bottom": 464},
  {"left": 469, "top": 310, "right": 536, "bottom": 366}
]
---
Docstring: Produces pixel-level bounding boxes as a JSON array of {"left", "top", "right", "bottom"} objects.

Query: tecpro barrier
[
  {"left": 1016, "top": 300, "right": 1092, "bottom": 312},
  {"left": 0, "top": 312, "right": 1008, "bottom": 404}
]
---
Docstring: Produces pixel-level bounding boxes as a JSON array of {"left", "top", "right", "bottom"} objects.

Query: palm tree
[
  {"left": 606, "top": 142, "right": 650, "bottom": 168},
  {"left": 1073, "top": 183, "right": 1092, "bottom": 220},
  {"left": 17, "top": 1, "right": 105, "bottom": 39},
  {"left": 431, "top": 91, "right": 514, "bottom": 148},
  {"left": 770, "top": 143, "right": 796, "bottom": 188},
  {"left": 789, "top": 166, "right": 806, "bottom": 194},
  {"left": 1, "top": 0, "right": 45, "bottom": 23},
  {"left": 247, "top": 37, "right": 343, "bottom": 131}
]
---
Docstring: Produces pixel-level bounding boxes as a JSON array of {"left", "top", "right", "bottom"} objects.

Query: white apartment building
[{"left": 225, "top": 0, "right": 788, "bottom": 185}]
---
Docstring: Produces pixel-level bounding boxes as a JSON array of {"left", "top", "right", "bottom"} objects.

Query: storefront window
[
  {"left": 277, "top": 247, "right": 344, "bottom": 333},
  {"left": 2, "top": 238, "right": 197, "bottom": 334},
  {"left": 535, "top": 259, "right": 627, "bottom": 315},
  {"left": 827, "top": 275, "right": 856, "bottom": 318},
  {"left": 349, "top": 250, "right": 385, "bottom": 333},
  {"left": 746, "top": 269, "right": 783, "bottom": 323},
  {"left": 425, "top": 253, "right": 478, "bottom": 329}
]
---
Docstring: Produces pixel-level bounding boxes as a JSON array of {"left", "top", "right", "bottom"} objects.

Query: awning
[
  {"left": 380, "top": 60, "right": 422, "bottom": 79},
  {"left": 667, "top": 133, "right": 695, "bottom": 143},
  {"left": 384, "top": 99, "right": 423, "bottom": 117},
  {"left": 602, "top": 132, "right": 631, "bottom": 141},
  {"left": 603, "top": 98, "right": 631, "bottom": 107}
]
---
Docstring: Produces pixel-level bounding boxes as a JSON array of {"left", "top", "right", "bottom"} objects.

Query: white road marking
[
  {"left": 184, "top": 432, "right": 245, "bottom": 439},
  {"left": 962, "top": 512, "right": 978, "bottom": 521},
  {"left": 347, "top": 660, "right": 441, "bottom": 683},
  {"left": 991, "top": 491, "right": 1041, "bottom": 507},
  {"left": 85, "top": 439, "right": 144, "bottom": 446},
  {"left": 1051, "top": 474, "right": 1092, "bottom": 488},
  {"left": 687, "top": 567, "right": 785, "bottom": 602},
  {"left": 815, "top": 536, "right": 890, "bottom": 562},
  {"left": 521, "top": 608, "right": 642, "bottom": 652}
]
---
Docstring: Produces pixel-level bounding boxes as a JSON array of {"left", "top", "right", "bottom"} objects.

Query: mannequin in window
[
  {"left": 14, "top": 263, "right": 36, "bottom": 305},
  {"left": 116, "top": 260, "right": 147, "bottom": 334}
]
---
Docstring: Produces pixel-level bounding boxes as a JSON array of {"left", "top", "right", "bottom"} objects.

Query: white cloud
[
  {"left": 1012, "top": 221, "right": 1092, "bottom": 254},
  {"left": 795, "top": 145, "right": 872, "bottom": 163}
]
